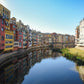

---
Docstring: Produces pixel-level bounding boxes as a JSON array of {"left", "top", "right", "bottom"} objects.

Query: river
[{"left": 0, "top": 49, "right": 84, "bottom": 84}]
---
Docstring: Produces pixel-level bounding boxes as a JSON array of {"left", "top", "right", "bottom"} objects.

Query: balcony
[{"left": 14, "top": 41, "right": 19, "bottom": 47}]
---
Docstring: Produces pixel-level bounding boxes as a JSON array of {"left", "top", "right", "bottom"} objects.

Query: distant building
[
  {"left": 41, "top": 33, "right": 45, "bottom": 45},
  {"left": 65, "top": 34, "right": 69, "bottom": 43},
  {"left": 22, "top": 26, "right": 27, "bottom": 49},
  {"left": 37, "top": 32, "right": 43, "bottom": 46},
  {"left": 32, "top": 30, "right": 37, "bottom": 46},
  {"left": 57, "top": 34, "right": 63, "bottom": 43},
  {"left": 43, "top": 34, "right": 49, "bottom": 44},
  {"left": 51, "top": 33, "right": 57, "bottom": 43},
  {"left": 70, "top": 35, "right": 75, "bottom": 43},
  {"left": 48, "top": 34, "right": 53, "bottom": 44}
]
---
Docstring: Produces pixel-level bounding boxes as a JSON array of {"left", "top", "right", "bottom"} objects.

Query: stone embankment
[{"left": 0, "top": 45, "right": 49, "bottom": 67}]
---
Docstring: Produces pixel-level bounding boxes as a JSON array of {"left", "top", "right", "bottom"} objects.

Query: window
[
  {"left": 13, "top": 25, "right": 16, "bottom": 28},
  {"left": 3, "top": 13, "right": 4, "bottom": 19},
  {"left": 19, "top": 42, "right": 22, "bottom": 47},
  {"left": 9, "top": 41, "right": 12, "bottom": 43},
  {"left": 10, "top": 35, "right": 13, "bottom": 39},
  {"left": 5, "top": 21, "right": 6, "bottom": 25},
  {"left": 7, "top": 22, "right": 9, "bottom": 26},
  {"left": 14, "top": 43, "right": 18, "bottom": 45},
  {"left": 1, "top": 27, "right": 4, "bottom": 31},
  {"left": 19, "top": 32, "right": 22, "bottom": 35},
  {"left": 3, "top": 13, "right": 4, "bottom": 16},
  {"left": 13, "top": 31, "right": 15, "bottom": 34},
  {"left": 7, "top": 11, "right": 8, "bottom": 14},
  {"left": 2, "top": 20, "right": 4, "bottom": 24},
  {"left": 14, "top": 36, "right": 16, "bottom": 41},
  {"left": 6, "top": 34, "right": 9, "bottom": 39},
  {"left": 19, "top": 36, "right": 22, "bottom": 40},
  {"left": 6, "top": 45, "right": 13, "bottom": 48},
  {"left": 2, "top": 44, "right": 4, "bottom": 47},
  {"left": 4, "top": 15, "right": 6, "bottom": 18},
  {"left": 6, "top": 34, "right": 13, "bottom": 39},
  {"left": 1, "top": 36, "right": 4, "bottom": 41},
  {"left": 5, "top": 41, "right": 12, "bottom": 44},
  {"left": 6, "top": 41, "right": 8, "bottom": 44},
  {"left": 3, "top": 8, "right": 4, "bottom": 12}
]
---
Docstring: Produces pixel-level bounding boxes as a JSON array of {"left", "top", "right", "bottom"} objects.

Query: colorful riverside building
[
  {"left": 0, "top": 4, "right": 14, "bottom": 52},
  {"left": 10, "top": 17, "right": 19, "bottom": 51},
  {"left": 43, "top": 34, "right": 48, "bottom": 45},
  {"left": 26, "top": 25, "right": 32, "bottom": 47},
  {"left": 15, "top": 29, "right": 23, "bottom": 49},
  {"left": 32, "top": 30, "right": 37, "bottom": 46},
  {"left": 43, "top": 33, "right": 52, "bottom": 45},
  {"left": 16, "top": 20, "right": 23, "bottom": 49},
  {"left": 22, "top": 26, "right": 27, "bottom": 49},
  {"left": 51, "top": 33, "right": 57, "bottom": 43},
  {"left": 48, "top": 34, "right": 53, "bottom": 44},
  {"left": 37, "top": 32, "right": 43, "bottom": 46},
  {"left": 5, "top": 30, "right": 14, "bottom": 51},
  {"left": 0, "top": 14, "right": 5, "bottom": 52}
]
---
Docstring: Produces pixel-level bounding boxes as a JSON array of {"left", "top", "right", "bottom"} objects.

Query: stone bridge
[{"left": 49, "top": 42, "right": 75, "bottom": 49}]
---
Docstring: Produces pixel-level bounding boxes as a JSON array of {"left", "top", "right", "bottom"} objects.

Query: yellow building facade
[
  {"left": 4, "top": 30, "right": 14, "bottom": 51},
  {"left": 0, "top": 4, "right": 10, "bottom": 30}
]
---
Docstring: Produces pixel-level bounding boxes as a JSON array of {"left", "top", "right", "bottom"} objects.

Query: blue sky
[{"left": 0, "top": 0, "right": 84, "bottom": 35}]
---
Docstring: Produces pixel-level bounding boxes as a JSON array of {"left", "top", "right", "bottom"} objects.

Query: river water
[{"left": 0, "top": 49, "right": 84, "bottom": 84}]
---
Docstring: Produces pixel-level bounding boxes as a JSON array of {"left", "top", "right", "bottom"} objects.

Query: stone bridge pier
[{"left": 49, "top": 42, "right": 75, "bottom": 49}]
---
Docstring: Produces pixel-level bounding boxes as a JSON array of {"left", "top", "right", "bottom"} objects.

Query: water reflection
[
  {"left": 1, "top": 49, "right": 84, "bottom": 84},
  {"left": 63, "top": 55, "right": 84, "bottom": 84},
  {"left": 76, "top": 64, "right": 84, "bottom": 83},
  {"left": 0, "top": 49, "right": 61, "bottom": 84}
]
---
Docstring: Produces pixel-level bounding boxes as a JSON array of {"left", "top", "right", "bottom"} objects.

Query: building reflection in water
[
  {"left": 0, "top": 49, "right": 61, "bottom": 84},
  {"left": 76, "top": 64, "right": 84, "bottom": 83}
]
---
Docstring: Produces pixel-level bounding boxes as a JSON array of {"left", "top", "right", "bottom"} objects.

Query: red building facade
[
  {"left": 0, "top": 16, "right": 5, "bottom": 51},
  {"left": 16, "top": 30, "right": 23, "bottom": 49},
  {"left": 10, "top": 17, "right": 17, "bottom": 41}
]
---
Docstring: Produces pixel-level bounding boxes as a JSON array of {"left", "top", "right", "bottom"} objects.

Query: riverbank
[
  {"left": 61, "top": 48, "right": 84, "bottom": 61},
  {"left": 0, "top": 45, "right": 49, "bottom": 67}
]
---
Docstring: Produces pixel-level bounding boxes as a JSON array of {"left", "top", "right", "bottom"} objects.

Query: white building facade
[{"left": 79, "top": 19, "right": 84, "bottom": 45}]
